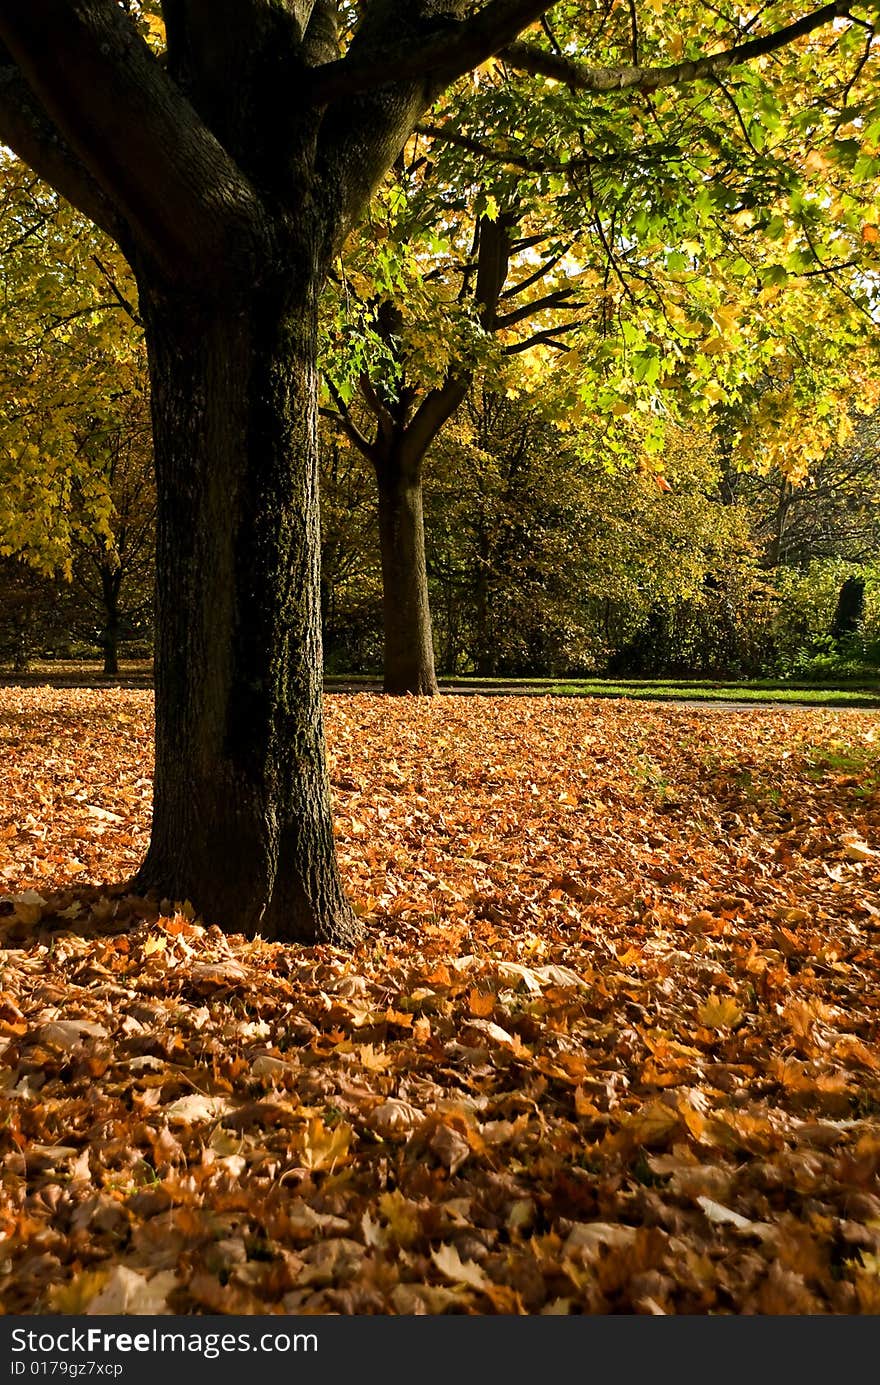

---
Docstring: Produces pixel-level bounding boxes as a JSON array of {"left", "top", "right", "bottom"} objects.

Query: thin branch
[
  {"left": 502, "top": 1, "right": 853, "bottom": 96},
  {"left": 504, "top": 320, "right": 582, "bottom": 352},
  {"left": 91, "top": 255, "right": 142, "bottom": 325},
  {"left": 322, "top": 379, "right": 376, "bottom": 460},
  {"left": 838, "top": 23, "right": 875, "bottom": 108},
  {"left": 43, "top": 301, "right": 126, "bottom": 336},
  {"left": 801, "top": 221, "right": 874, "bottom": 315},
  {"left": 415, "top": 121, "right": 563, "bottom": 171},
  {"left": 494, "top": 286, "right": 578, "bottom": 329},
  {"left": 711, "top": 74, "right": 763, "bottom": 156},
  {"left": 540, "top": 12, "right": 562, "bottom": 52},
  {"left": 500, "top": 244, "right": 572, "bottom": 299}
]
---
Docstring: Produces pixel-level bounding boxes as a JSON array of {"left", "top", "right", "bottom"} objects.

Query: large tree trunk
[
  {"left": 375, "top": 453, "right": 439, "bottom": 696},
  {"left": 133, "top": 270, "right": 356, "bottom": 945}
]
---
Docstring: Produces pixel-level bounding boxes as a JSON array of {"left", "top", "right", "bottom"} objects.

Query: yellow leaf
[
  {"left": 300, "top": 1116, "right": 353, "bottom": 1171},
  {"left": 697, "top": 994, "right": 743, "bottom": 1030},
  {"left": 358, "top": 1042, "right": 390, "bottom": 1072},
  {"left": 48, "top": 1271, "right": 110, "bottom": 1314},
  {"left": 623, "top": 1101, "right": 681, "bottom": 1148},
  {"left": 678, "top": 1098, "right": 706, "bottom": 1141},
  {"left": 378, "top": 1191, "right": 421, "bottom": 1247}
]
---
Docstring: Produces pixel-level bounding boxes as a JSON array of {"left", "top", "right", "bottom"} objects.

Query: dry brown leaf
[{"left": 430, "top": 1242, "right": 490, "bottom": 1291}]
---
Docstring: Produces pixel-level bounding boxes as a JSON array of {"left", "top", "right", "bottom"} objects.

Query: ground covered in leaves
[{"left": 1, "top": 690, "right": 879, "bottom": 1315}]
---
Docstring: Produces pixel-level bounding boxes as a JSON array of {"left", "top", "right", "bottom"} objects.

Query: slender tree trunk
[
  {"left": 473, "top": 520, "right": 495, "bottom": 676},
  {"left": 12, "top": 636, "right": 30, "bottom": 675},
  {"left": 102, "top": 633, "right": 119, "bottom": 677},
  {"left": 375, "top": 453, "right": 438, "bottom": 696},
  {"left": 100, "top": 567, "right": 120, "bottom": 675},
  {"left": 12, "top": 597, "right": 32, "bottom": 673},
  {"left": 133, "top": 269, "right": 356, "bottom": 944}
]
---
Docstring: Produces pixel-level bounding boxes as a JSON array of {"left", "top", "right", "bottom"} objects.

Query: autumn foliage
[{"left": 1, "top": 690, "right": 879, "bottom": 1314}]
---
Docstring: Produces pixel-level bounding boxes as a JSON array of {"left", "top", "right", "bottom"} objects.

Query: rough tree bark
[{"left": 133, "top": 269, "right": 357, "bottom": 940}]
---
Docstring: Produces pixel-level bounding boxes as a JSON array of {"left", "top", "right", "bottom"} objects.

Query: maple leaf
[
  {"left": 621, "top": 1101, "right": 682, "bottom": 1149},
  {"left": 378, "top": 1191, "right": 422, "bottom": 1247},
  {"left": 85, "top": 1267, "right": 176, "bottom": 1316},
  {"left": 430, "top": 1243, "right": 491, "bottom": 1291},
  {"left": 369, "top": 1099, "right": 422, "bottom": 1137},
  {"left": 165, "top": 1094, "right": 234, "bottom": 1124},
  {"left": 697, "top": 994, "right": 744, "bottom": 1030},
  {"left": 299, "top": 1116, "right": 353, "bottom": 1171}
]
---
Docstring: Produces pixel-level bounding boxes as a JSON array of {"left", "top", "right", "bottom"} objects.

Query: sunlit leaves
[{"left": 0, "top": 157, "right": 147, "bottom": 576}]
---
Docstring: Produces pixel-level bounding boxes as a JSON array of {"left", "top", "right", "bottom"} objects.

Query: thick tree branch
[
  {"left": 0, "top": 0, "right": 270, "bottom": 284},
  {"left": 400, "top": 376, "right": 470, "bottom": 470},
  {"left": 366, "top": 207, "right": 517, "bottom": 472},
  {"left": 0, "top": 45, "right": 123, "bottom": 244},
  {"left": 494, "top": 286, "right": 577, "bottom": 329},
  {"left": 310, "top": 0, "right": 553, "bottom": 104},
  {"left": 474, "top": 211, "right": 517, "bottom": 330},
  {"left": 359, "top": 371, "right": 398, "bottom": 439},
  {"left": 502, "top": 0, "right": 853, "bottom": 94},
  {"left": 314, "top": 3, "right": 554, "bottom": 240}
]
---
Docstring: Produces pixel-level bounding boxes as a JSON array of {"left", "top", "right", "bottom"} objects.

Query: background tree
[
  {"left": 0, "top": 153, "right": 143, "bottom": 576},
  {"left": 424, "top": 392, "right": 763, "bottom": 675},
  {"left": 0, "top": 557, "right": 60, "bottom": 671},
  {"left": 64, "top": 394, "right": 156, "bottom": 674},
  {"left": 325, "top": 191, "right": 586, "bottom": 694}
]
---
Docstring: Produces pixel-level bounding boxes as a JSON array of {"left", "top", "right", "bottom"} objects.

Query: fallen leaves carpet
[{"left": 1, "top": 690, "right": 879, "bottom": 1314}]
